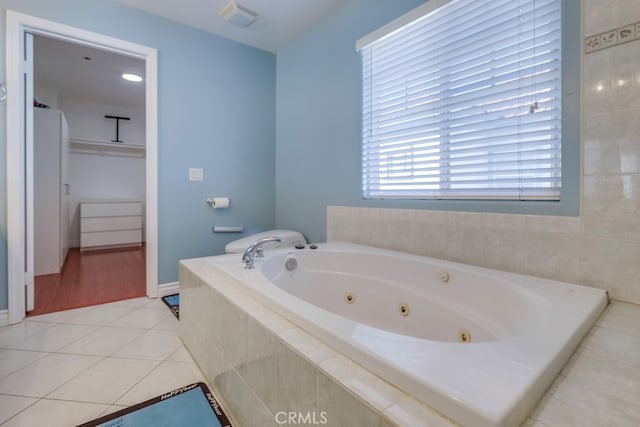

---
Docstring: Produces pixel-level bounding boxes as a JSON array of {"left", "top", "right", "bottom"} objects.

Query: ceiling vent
[{"left": 218, "top": 1, "right": 259, "bottom": 28}]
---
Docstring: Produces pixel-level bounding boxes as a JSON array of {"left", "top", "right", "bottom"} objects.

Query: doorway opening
[
  {"left": 6, "top": 11, "right": 158, "bottom": 324},
  {"left": 29, "top": 34, "right": 147, "bottom": 315}
]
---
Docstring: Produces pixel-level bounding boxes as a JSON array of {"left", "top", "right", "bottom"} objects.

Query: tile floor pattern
[{"left": 0, "top": 297, "right": 207, "bottom": 426}]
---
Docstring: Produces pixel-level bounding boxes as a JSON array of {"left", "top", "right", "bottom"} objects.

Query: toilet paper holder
[{"left": 206, "top": 197, "right": 231, "bottom": 208}]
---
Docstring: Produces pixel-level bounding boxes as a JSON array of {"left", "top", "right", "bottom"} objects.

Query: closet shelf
[{"left": 69, "top": 138, "right": 145, "bottom": 157}]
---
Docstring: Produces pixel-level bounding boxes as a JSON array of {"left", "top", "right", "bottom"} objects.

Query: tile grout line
[{"left": 0, "top": 300, "right": 180, "bottom": 424}]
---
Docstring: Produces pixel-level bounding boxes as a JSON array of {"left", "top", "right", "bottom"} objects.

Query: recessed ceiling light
[{"left": 122, "top": 73, "right": 143, "bottom": 82}]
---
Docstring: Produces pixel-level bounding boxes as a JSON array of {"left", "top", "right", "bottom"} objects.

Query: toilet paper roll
[{"left": 211, "top": 197, "right": 230, "bottom": 209}]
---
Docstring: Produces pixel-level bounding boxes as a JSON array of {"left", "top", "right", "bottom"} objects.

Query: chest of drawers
[{"left": 80, "top": 200, "right": 143, "bottom": 251}]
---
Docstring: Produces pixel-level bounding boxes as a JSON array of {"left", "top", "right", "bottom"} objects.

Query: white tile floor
[{"left": 0, "top": 297, "right": 207, "bottom": 426}]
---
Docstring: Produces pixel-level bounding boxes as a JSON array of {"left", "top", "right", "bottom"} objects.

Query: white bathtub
[{"left": 207, "top": 242, "right": 607, "bottom": 427}]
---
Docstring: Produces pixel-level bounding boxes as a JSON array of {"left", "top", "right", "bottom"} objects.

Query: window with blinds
[{"left": 359, "top": 0, "right": 562, "bottom": 200}]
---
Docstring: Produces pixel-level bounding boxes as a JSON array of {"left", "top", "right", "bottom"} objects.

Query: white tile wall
[{"left": 328, "top": 205, "right": 640, "bottom": 304}]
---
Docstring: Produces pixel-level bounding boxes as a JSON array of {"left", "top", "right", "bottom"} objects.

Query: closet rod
[{"left": 105, "top": 115, "right": 130, "bottom": 143}]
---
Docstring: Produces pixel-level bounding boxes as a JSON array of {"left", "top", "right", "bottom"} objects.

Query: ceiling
[
  {"left": 34, "top": 35, "right": 146, "bottom": 109},
  {"left": 115, "top": 0, "right": 348, "bottom": 53},
  {"left": 34, "top": 0, "right": 346, "bottom": 109}
]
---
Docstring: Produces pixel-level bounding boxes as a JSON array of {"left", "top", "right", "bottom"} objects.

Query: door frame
[{"left": 5, "top": 10, "right": 159, "bottom": 324}]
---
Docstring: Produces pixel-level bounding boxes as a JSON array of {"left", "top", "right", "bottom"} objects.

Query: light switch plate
[{"left": 189, "top": 168, "right": 204, "bottom": 182}]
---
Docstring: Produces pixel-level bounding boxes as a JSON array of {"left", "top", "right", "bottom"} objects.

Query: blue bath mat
[
  {"left": 77, "top": 383, "right": 232, "bottom": 427},
  {"left": 161, "top": 293, "right": 179, "bottom": 319}
]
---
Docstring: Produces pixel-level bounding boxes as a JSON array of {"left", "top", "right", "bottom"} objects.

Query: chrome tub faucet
[{"left": 242, "top": 236, "right": 282, "bottom": 269}]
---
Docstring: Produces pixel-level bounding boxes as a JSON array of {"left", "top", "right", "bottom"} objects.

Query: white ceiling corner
[{"left": 114, "top": 0, "right": 348, "bottom": 53}]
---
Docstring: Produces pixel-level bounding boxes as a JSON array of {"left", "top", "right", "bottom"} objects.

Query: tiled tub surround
[
  {"left": 240, "top": 243, "right": 608, "bottom": 427},
  {"left": 179, "top": 258, "right": 456, "bottom": 427},
  {"left": 327, "top": 207, "right": 640, "bottom": 305},
  {"left": 179, "top": 257, "right": 639, "bottom": 427}
]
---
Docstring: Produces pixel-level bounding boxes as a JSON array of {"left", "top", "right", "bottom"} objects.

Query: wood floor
[{"left": 28, "top": 245, "right": 146, "bottom": 316}]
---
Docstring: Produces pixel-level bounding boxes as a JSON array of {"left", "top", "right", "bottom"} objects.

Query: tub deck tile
[
  {"left": 248, "top": 305, "right": 296, "bottom": 334},
  {"left": 319, "top": 355, "right": 406, "bottom": 413},
  {"left": 276, "top": 327, "right": 340, "bottom": 366},
  {"left": 560, "top": 346, "right": 640, "bottom": 405},
  {"left": 382, "top": 395, "right": 458, "bottom": 427},
  {"left": 530, "top": 375, "right": 640, "bottom": 427},
  {"left": 528, "top": 300, "right": 640, "bottom": 427}
]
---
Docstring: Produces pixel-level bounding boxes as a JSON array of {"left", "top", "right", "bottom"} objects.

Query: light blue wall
[
  {"left": 276, "top": 0, "right": 426, "bottom": 243},
  {"left": 275, "top": 0, "right": 581, "bottom": 244},
  {"left": 0, "top": 0, "right": 276, "bottom": 309}
]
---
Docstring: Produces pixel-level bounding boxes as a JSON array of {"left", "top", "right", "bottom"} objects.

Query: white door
[
  {"left": 60, "top": 112, "right": 70, "bottom": 266},
  {"left": 34, "top": 108, "right": 62, "bottom": 276},
  {"left": 24, "top": 32, "right": 35, "bottom": 311}
]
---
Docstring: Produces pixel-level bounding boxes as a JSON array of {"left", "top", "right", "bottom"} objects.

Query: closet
[
  {"left": 34, "top": 107, "right": 70, "bottom": 275},
  {"left": 28, "top": 34, "right": 147, "bottom": 315}
]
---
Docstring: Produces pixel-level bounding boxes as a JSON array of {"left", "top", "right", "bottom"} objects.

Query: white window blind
[{"left": 359, "top": 0, "right": 562, "bottom": 200}]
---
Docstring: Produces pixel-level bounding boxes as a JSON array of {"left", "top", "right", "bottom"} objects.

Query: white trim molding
[
  {"left": 356, "top": 0, "right": 452, "bottom": 50},
  {"left": 158, "top": 282, "right": 180, "bottom": 297},
  {"left": 5, "top": 10, "right": 159, "bottom": 324},
  {"left": 0, "top": 310, "right": 8, "bottom": 327}
]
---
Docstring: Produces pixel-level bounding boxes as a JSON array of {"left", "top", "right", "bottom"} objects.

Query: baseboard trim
[
  {"left": 0, "top": 310, "right": 8, "bottom": 327},
  {"left": 158, "top": 281, "right": 179, "bottom": 297}
]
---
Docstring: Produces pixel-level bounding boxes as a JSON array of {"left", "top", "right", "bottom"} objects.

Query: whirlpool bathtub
[{"left": 204, "top": 242, "right": 607, "bottom": 427}]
